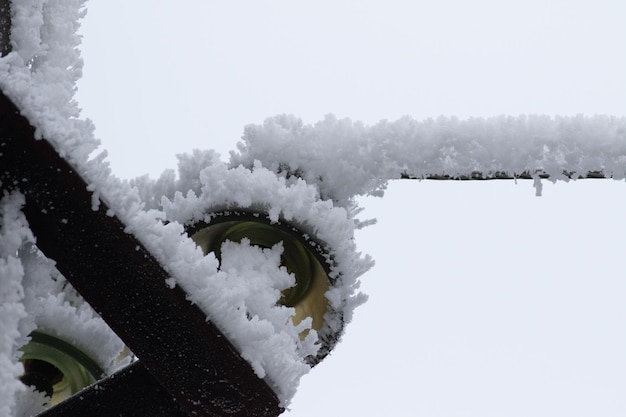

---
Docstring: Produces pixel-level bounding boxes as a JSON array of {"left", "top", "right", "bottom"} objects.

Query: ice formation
[{"left": 1, "top": 0, "right": 625, "bottom": 413}]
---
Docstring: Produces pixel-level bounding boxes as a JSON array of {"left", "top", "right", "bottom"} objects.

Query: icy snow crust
[{"left": 2, "top": 0, "right": 626, "bottom": 412}]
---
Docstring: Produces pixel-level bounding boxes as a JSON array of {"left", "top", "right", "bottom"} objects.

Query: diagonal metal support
[
  {"left": 0, "top": 90, "right": 283, "bottom": 416},
  {"left": 0, "top": 6, "right": 281, "bottom": 415},
  {"left": 37, "top": 362, "right": 188, "bottom": 417}
]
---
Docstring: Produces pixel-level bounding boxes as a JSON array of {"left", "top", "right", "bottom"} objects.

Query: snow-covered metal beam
[
  {"left": 231, "top": 114, "right": 626, "bottom": 202},
  {"left": 0, "top": 90, "right": 283, "bottom": 416}
]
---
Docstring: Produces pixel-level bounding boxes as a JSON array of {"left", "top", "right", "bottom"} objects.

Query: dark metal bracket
[{"left": 0, "top": 57, "right": 282, "bottom": 417}]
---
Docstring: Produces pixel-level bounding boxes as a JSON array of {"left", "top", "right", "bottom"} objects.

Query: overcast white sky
[{"left": 75, "top": 1, "right": 626, "bottom": 416}]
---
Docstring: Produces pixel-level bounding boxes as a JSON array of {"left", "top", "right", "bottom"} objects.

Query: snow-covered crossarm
[{"left": 231, "top": 114, "right": 626, "bottom": 202}]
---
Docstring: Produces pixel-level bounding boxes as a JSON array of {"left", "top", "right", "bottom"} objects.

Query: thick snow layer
[{"left": 231, "top": 114, "right": 626, "bottom": 202}]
